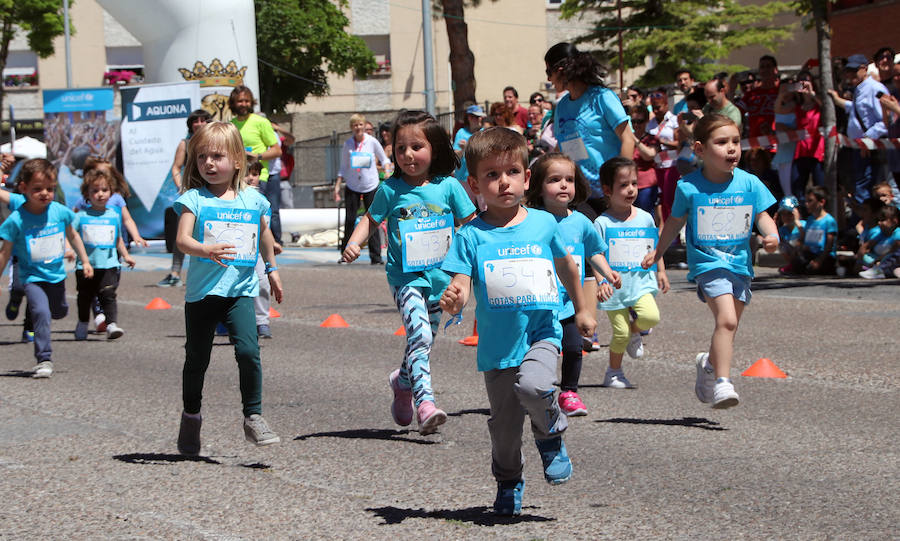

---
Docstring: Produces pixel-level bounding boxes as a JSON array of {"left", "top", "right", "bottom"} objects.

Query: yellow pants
[{"left": 606, "top": 293, "right": 660, "bottom": 354}]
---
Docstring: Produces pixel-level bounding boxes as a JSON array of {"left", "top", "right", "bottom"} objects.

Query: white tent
[{"left": 0, "top": 136, "right": 47, "bottom": 159}]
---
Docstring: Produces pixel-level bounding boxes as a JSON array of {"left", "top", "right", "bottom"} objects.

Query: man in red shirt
[
  {"left": 742, "top": 55, "right": 780, "bottom": 138},
  {"left": 503, "top": 86, "right": 529, "bottom": 130}
]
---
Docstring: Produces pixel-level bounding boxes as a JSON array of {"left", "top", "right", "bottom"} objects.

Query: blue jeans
[{"left": 25, "top": 281, "right": 68, "bottom": 362}]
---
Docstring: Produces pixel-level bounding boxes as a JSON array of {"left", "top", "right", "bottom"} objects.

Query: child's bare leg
[
  {"left": 609, "top": 350, "right": 624, "bottom": 371},
  {"left": 706, "top": 294, "right": 745, "bottom": 379}
]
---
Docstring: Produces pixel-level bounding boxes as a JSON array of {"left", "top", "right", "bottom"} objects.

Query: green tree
[
  {"left": 255, "top": 0, "right": 377, "bottom": 114},
  {"left": 0, "top": 0, "right": 69, "bottom": 123},
  {"left": 560, "top": 0, "right": 795, "bottom": 88}
]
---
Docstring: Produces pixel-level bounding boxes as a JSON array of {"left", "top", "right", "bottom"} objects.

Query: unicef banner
[
  {"left": 43, "top": 88, "right": 118, "bottom": 209},
  {"left": 120, "top": 81, "right": 200, "bottom": 238}
]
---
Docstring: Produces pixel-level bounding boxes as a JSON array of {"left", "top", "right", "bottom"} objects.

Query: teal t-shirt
[
  {"left": 802, "top": 213, "right": 838, "bottom": 256},
  {"left": 779, "top": 220, "right": 805, "bottom": 248},
  {"left": 555, "top": 210, "right": 607, "bottom": 319},
  {"left": 671, "top": 168, "right": 776, "bottom": 280},
  {"left": 873, "top": 227, "right": 900, "bottom": 257},
  {"left": 73, "top": 207, "right": 121, "bottom": 270},
  {"left": 595, "top": 208, "right": 660, "bottom": 311},
  {"left": 0, "top": 201, "right": 74, "bottom": 284},
  {"left": 442, "top": 208, "right": 567, "bottom": 372},
  {"left": 367, "top": 175, "right": 476, "bottom": 300},
  {"left": 174, "top": 186, "right": 270, "bottom": 303},
  {"left": 6, "top": 192, "right": 25, "bottom": 211}
]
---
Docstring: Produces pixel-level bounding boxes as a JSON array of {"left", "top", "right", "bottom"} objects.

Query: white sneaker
[
  {"left": 32, "top": 361, "right": 53, "bottom": 378},
  {"left": 859, "top": 267, "right": 885, "bottom": 280},
  {"left": 712, "top": 378, "right": 740, "bottom": 409},
  {"left": 75, "top": 321, "right": 89, "bottom": 341},
  {"left": 626, "top": 333, "right": 644, "bottom": 359},
  {"left": 602, "top": 369, "right": 634, "bottom": 389},
  {"left": 94, "top": 313, "right": 107, "bottom": 333},
  {"left": 695, "top": 353, "right": 715, "bottom": 404},
  {"left": 106, "top": 323, "right": 124, "bottom": 340}
]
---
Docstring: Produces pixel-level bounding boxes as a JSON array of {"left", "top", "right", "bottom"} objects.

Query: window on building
[
  {"left": 356, "top": 35, "right": 391, "bottom": 78},
  {"left": 105, "top": 46, "right": 144, "bottom": 85},
  {"left": 546, "top": 0, "right": 563, "bottom": 9},
  {"left": 2, "top": 51, "right": 39, "bottom": 88}
]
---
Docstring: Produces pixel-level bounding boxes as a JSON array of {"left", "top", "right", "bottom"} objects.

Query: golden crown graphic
[{"left": 178, "top": 58, "right": 247, "bottom": 87}]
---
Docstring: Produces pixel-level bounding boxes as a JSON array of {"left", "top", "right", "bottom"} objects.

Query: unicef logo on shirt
[
  {"left": 733, "top": 195, "right": 744, "bottom": 204},
  {"left": 530, "top": 244, "right": 542, "bottom": 255},
  {"left": 437, "top": 218, "right": 447, "bottom": 227},
  {"left": 243, "top": 212, "right": 253, "bottom": 222}
]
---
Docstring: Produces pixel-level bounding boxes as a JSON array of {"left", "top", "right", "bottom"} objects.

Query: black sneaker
[
  {"left": 177, "top": 411, "right": 202, "bottom": 455},
  {"left": 257, "top": 324, "right": 272, "bottom": 339}
]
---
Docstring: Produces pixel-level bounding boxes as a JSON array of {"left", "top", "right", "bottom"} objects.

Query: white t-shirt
[{"left": 338, "top": 133, "right": 390, "bottom": 193}]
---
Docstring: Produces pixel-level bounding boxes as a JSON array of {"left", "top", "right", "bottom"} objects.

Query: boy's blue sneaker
[
  {"left": 5, "top": 295, "right": 22, "bottom": 320},
  {"left": 215, "top": 322, "right": 228, "bottom": 336},
  {"left": 22, "top": 330, "right": 34, "bottom": 343},
  {"left": 535, "top": 436, "right": 572, "bottom": 484},
  {"left": 493, "top": 479, "right": 524, "bottom": 516}
]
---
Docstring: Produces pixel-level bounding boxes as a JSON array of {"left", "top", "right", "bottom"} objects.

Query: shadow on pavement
[
  {"left": 597, "top": 416, "right": 726, "bottom": 431},
  {"left": 0, "top": 369, "right": 35, "bottom": 377},
  {"left": 294, "top": 428, "right": 439, "bottom": 445},
  {"left": 366, "top": 505, "right": 555, "bottom": 526},
  {"left": 113, "top": 453, "right": 221, "bottom": 465},
  {"left": 447, "top": 408, "right": 490, "bottom": 417}
]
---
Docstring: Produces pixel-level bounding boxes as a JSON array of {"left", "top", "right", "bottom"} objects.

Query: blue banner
[{"left": 43, "top": 88, "right": 115, "bottom": 113}]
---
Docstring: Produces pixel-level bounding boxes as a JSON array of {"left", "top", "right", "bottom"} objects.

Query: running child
[
  {"left": 73, "top": 168, "right": 136, "bottom": 341},
  {"left": 441, "top": 127, "right": 596, "bottom": 515},
  {"left": 342, "top": 110, "right": 477, "bottom": 435},
  {"left": 173, "top": 122, "right": 283, "bottom": 454},
  {"left": 595, "top": 157, "right": 669, "bottom": 389},
  {"left": 642, "top": 113, "right": 778, "bottom": 409},
  {"left": 0, "top": 159, "right": 93, "bottom": 378},
  {"left": 523, "top": 152, "right": 621, "bottom": 416}
]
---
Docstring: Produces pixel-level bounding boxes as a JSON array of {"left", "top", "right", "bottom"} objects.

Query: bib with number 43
[{"left": 478, "top": 242, "right": 561, "bottom": 312}]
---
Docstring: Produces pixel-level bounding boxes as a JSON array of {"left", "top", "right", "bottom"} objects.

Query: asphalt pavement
[{"left": 1, "top": 246, "right": 898, "bottom": 539}]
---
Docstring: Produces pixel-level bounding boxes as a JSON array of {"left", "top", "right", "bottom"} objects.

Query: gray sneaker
[
  {"left": 32, "top": 361, "right": 53, "bottom": 379},
  {"left": 178, "top": 411, "right": 202, "bottom": 455},
  {"left": 626, "top": 333, "right": 644, "bottom": 359},
  {"left": 695, "top": 353, "right": 715, "bottom": 403},
  {"left": 243, "top": 414, "right": 280, "bottom": 446}
]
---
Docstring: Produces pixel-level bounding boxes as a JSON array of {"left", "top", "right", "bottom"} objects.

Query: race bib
[
  {"left": 26, "top": 224, "right": 65, "bottom": 264},
  {"left": 80, "top": 217, "right": 117, "bottom": 249},
  {"left": 559, "top": 135, "right": 589, "bottom": 163},
  {"left": 804, "top": 228, "right": 824, "bottom": 249},
  {"left": 607, "top": 227, "right": 658, "bottom": 271},
  {"left": 400, "top": 215, "right": 454, "bottom": 272},
  {"left": 198, "top": 206, "right": 261, "bottom": 266},
  {"left": 693, "top": 193, "right": 753, "bottom": 247},
  {"left": 478, "top": 242, "right": 561, "bottom": 312},
  {"left": 350, "top": 151, "right": 373, "bottom": 169},
  {"left": 567, "top": 244, "right": 584, "bottom": 281}
]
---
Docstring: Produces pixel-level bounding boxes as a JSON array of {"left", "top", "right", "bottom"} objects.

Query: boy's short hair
[
  {"left": 247, "top": 160, "right": 263, "bottom": 175},
  {"left": 872, "top": 181, "right": 893, "bottom": 194},
  {"left": 464, "top": 127, "right": 528, "bottom": 179},
  {"left": 878, "top": 204, "right": 900, "bottom": 222},
  {"left": 349, "top": 113, "right": 366, "bottom": 127},
  {"left": 20, "top": 158, "right": 57, "bottom": 184},
  {"left": 807, "top": 185, "right": 828, "bottom": 202}
]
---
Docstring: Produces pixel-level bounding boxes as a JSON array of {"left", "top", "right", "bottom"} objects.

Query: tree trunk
[
  {"left": 441, "top": 0, "right": 475, "bottom": 122},
  {"left": 0, "top": 19, "right": 14, "bottom": 135},
  {"left": 813, "top": 0, "right": 838, "bottom": 221}
]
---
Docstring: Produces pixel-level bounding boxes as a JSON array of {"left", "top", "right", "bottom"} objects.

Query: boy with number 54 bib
[{"left": 440, "top": 127, "right": 596, "bottom": 516}]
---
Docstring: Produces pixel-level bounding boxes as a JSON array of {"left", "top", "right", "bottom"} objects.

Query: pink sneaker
[
  {"left": 558, "top": 391, "right": 588, "bottom": 417},
  {"left": 416, "top": 400, "right": 447, "bottom": 435},
  {"left": 389, "top": 369, "right": 413, "bottom": 426}
]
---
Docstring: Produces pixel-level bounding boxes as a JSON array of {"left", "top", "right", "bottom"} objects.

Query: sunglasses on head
[{"left": 650, "top": 92, "right": 666, "bottom": 99}]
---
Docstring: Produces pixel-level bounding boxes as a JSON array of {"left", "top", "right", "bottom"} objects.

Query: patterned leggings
[{"left": 391, "top": 284, "right": 442, "bottom": 407}]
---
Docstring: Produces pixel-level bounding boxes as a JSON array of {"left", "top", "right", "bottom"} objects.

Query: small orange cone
[
  {"left": 145, "top": 297, "right": 171, "bottom": 310},
  {"left": 269, "top": 307, "right": 281, "bottom": 318},
  {"left": 742, "top": 358, "right": 787, "bottom": 378},
  {"left": 394, "top": 326, "right": 406, "bottom": 336},
  {"left": 458, "top": 319, "right": 478, "bottom": 346},
  {"left": 320, "top": 314, "right": 349, "bottom": 328}
]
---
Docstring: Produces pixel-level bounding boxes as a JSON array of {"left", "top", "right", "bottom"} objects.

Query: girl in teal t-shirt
[{"left": 342, "top": 110, "right": 476, "bottom": 436}]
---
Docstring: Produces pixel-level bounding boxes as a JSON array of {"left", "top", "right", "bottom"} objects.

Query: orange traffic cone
[
  {"left": 320, "top": 314, "right": 349, "bottom": 328},
  {"left": 145, "top": 297, "right": 171, "bottom": 310},
  {"left": 458, "top": 319, "right": 478, "bottom": 346},
  {"left": 393, "top": 326, "right": 406, "bottom": 336},
  {"left": 742, "top": 358, "right": 787, "bottom": 378},
  {"left": 269, "top": 307, "right": 281, "bottom": 318}
]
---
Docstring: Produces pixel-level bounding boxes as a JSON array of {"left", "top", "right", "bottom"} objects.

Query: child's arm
[
  {"left": 556, "top": 254, "right": 597, "bottom": 338},
  {"left": 175, "top": 210, "right": 236, "bottom": 267},
  {"left": 0, "top": 241, "right": 12, "bottom": 284},
  {"left": 341, "top": 213, "right": 379, "bottom": 263},
  {"left": 456, "top": 212, "right": 477, "bottom": 227},
  {"left": 755, "top": 212, "right": 779, "bottom": 253},
  {"left": 642, "top": 215, "right": 686, "bottom": 268},
  {"left": 587, "top": 253, "right": 622, "bottom": 289},
  {"left": 66, "top": 224, "right": 93, "bottom": 278},
  {"left": 117, "top": 234, "right": 135, "bottom": 268},
  {"left": 120, "top": 207, "right": 148, "bottom": 247},
  {"left": 440, "top": 272, "right": 471, "bottom": 315},
  {"left": 657, "top": 256, "right": 670, "bottom": 293},
  {"left": 259, "top": 216, "right": 283, "bottom": 304},
  {"left": 170, "top": 139, "right": 187, "bottom": 190}
]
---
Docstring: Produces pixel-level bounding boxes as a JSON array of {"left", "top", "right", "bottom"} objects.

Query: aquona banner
[{"left": 120, "top": 81, "right": 200, "bottom": 238}]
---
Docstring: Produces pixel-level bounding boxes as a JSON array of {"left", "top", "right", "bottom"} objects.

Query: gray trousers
[
  {"left": 253, "top": 255, "right": 270, "bottom": 326},
  {"left": 26, "top": 281, "right": 68, "bottom": 363},
  {"left": 483, "top": 340, "right": 567, "bottom": 482}
]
